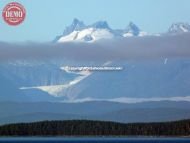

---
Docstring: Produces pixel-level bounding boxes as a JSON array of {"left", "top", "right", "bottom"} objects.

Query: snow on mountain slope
[
  {"left": 0, "top": 61, "right": 81, "bottom": 101},
  {"left": 62, "top": 59, "right": 190, "bottom": 101},
  {"left": 56, "top": 19, "right": 190, "bottom": 43},
  {"left": 57, "top": 19, "right": 116, "bottom": 43},
  {"left": 58, "top": 27, "right": 114, "bottom": 43},
  {"left": 123, "top": 31, "right": 147, "bottom": 37},
  {"left": 57, "top": 19, "right": 147, "bottom": 43},
  {"left": 20, "top": 68, "right": 91, "bottom": 98},
  {"left": 26, "top": 61, "right": 112, "bottom": 98},
  {"left": 123, "top": 22, "right": 147, "bottom": 37},
  {"left": 1, "top": 20, "right": 190, "bottom": 103},
  {"left": 168, "top": 23, "right": 190, "bottom": 34}
]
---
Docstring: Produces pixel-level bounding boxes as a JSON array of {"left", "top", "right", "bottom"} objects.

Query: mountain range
[
  {"left": 56, "top": 19, "right": 190, "bottom": 43},
  {"left": 1, "top": 19, "right": 190, "bottom": 102},
  {"left": 0, "top": 19, "right": 190, "bottom": 124}
]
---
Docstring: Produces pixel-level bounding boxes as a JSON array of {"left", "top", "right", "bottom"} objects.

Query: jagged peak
[
  {"left": 62, "top": 18, "right": 86, "bottom": 36},
  {"left": 91, "top": 21, "right": 110, "bottom": 29},
  {"left": 125, "top": 22, "right": 141, "bottom": 36},
  {"left": 71, "top": 18, "right": 84, "bottom": 26}
]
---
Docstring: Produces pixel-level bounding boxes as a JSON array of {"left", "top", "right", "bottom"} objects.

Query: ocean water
[{"left": 0, "top": 137, "right": 190, "bottom": 143}]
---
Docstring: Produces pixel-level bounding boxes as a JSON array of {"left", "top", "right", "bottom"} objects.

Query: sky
[{"left": 0, "top": 0, "right": 190, "bottom": 42}]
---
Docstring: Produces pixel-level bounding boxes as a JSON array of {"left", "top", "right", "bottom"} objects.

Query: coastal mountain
[
  {"left": 56, "top": 19, "right": 190, "bottom": 43},
  {"left": 57, "top": 19, "right": 116, "bottom": 43},
  {"left": 1, "top": 21, "right": 190, "bottom": 102},
  {"left": 1, "top": 28, "right": 190, "bottom": 102},
  {"left": 0, "top": 20, "right": 190, "bottom": 124},
  {"left": 123, "top": 22, "right": 147, "bottom": 37},
  {"left": 0, "top": 101, "right": 190, "bottom": 124},
  {"left": 57, "top": 19, "right": 147, "bottom": 43}
]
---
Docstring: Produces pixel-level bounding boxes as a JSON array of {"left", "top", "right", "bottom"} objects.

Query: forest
[{"left": 0, "top": 119, "right": 190, "bottom": 136}]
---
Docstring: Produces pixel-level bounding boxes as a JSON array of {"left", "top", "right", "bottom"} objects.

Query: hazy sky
[{"left": 0, "top": 0, "right": 190, "bottom": 42}]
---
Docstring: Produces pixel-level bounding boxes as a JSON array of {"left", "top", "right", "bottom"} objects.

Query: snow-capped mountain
[
  {"left": 57, "top": 19, "right": 147, "bottom": 43},
  {"left": 57, "top": 19, "right": 116, "bottom": 43},
  {"left": 1, "top": 21, "right": 190, "bottom": 125},
  {"left": 123, "top": 22, "right": 147, "bottom": 37},
  {"left": 56, "top": 19, "right": 190, "bottom": 43},
  {"left": 168, "top": 23, "right": 190, "bottom": 34},
  {"left": 1, "top": 20, "right": 190, "bottom": 103},
  {"left": 57, "top": 27, "right": 115, "bottom": 43}
]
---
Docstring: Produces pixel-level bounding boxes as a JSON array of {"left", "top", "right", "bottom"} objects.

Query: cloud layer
[{"left": 0, "top": 33, "right": 190, "bottom": 62}]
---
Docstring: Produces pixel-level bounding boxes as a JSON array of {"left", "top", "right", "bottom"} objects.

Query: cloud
[
  {"left": 0, "top": 33, "right": 190, "bottom": 62},
  {"left": 63, "top": 96, "right": 190, "bottom": 103}
]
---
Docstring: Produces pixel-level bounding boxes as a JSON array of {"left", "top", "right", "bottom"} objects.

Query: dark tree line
[{"left": 0, "top": 119, "right": 190, "bottom": 136}]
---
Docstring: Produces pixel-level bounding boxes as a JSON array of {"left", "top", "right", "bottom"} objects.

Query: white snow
[
  {"left": 57, "top": 31, "right": 79, "bottom": 43},
  {"left": 123, "top": 31, "right": 147, "bottom": 37},
  {"left": 123, "top": 32, "right": 134, "bottom": 37},
  {"left": 57, "top": 21, "right": 190, "bottom": 43},
  {"left": 20, "top": 67, "right": 92, "bottom": 97},
  {"left": 180, "top": 25, "right": 189, "bottom": 32},
  {"left": 19, "top": 61, "right": 112, "bottom": 98},
  {"left": 139, "top": 31, "right": 148, "bottom": 36},
  {"left": 58, "top": 28, "right": 114, "bottom": 43}
]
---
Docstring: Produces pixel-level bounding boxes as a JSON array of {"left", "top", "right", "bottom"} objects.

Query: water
[{"left": 0, "top": 137, "right": 190, "bottom": 143}]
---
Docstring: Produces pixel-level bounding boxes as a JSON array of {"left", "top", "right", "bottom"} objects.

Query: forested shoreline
[{"left": 0, "top": 119, "right": 190, "bottom": 136}]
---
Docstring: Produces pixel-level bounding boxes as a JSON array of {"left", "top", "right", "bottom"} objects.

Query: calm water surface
[{"left": 0, "top": 137, "right": 189, "bottom": 143}]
